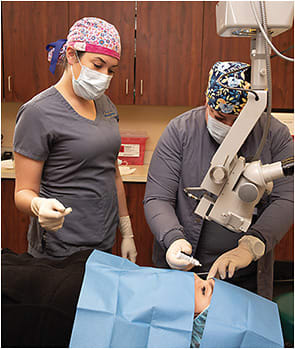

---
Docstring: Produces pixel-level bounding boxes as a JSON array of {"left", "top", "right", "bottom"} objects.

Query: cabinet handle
[
  {"left": 140, "top": 80, "right": 143, "bottom": 96},
  {"left": 8, "top": 75, "right": 12, "bottom": 92},
  {"left": 125, "top": 79, "right": 129, "bottom": 95}
]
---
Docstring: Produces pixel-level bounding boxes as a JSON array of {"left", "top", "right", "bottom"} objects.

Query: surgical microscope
[{"left": 185, "top": 1, "right": 294, "bottom": 234}]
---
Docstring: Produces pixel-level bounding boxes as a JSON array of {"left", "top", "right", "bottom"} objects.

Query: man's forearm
[
  {"left": 144, "top": 198, "right": 185, "bottom": 249},
  {"left": 249, "top": 198, "right": 293, "bottom": 252}
]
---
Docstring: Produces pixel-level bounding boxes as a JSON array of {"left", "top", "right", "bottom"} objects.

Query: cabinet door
[
  {"left": 135, "top": 1, "right": 204, "bottom": 106},
  {"left": 1, "top": 179, "right": 29, "bottom": 253},
  {"left": 2, "top": 1, "right": 68, "bottom": 102},
  {"left": 274, "top": 225, "right": 294, "bottom": 261},
  {"left": 271, "top": 26, "right": 294, "bottom": 110},
  {"left": 113, "top": 183, "right": 154, "bottom": 267},
  {"left": 69, "top": 1, "right": 135, "bottom": 105}
]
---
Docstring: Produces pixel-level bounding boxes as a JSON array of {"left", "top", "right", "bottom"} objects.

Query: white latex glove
[
  {"left": 119, "top": 216, "right": 137, "bottom": 263},
  {"left": 31, "top": 197, "right": 72, "bottom": 231},
  {"left": 166, "top": 238, "right": 194, "bottom": 270},
  {"left": 207, "top": 235, "right": 265, "bottom": 280}
]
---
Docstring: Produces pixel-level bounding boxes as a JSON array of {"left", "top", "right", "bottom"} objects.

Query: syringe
[{"left": 176, "top": 251, "right": 202, "bottom": 267}]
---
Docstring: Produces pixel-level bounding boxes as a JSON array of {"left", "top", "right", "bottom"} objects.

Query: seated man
[{"left": 2, "top": 248, "right": 283, "bottom": 348}]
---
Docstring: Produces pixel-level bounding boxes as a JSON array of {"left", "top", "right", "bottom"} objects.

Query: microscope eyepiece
[{"left": 281, "top": 157, "right": 294, "bottom": 177}]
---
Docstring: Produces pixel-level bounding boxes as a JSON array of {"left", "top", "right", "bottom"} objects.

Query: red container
[{"left": 118, "top": 133, "right": 148, "bottom": 165}]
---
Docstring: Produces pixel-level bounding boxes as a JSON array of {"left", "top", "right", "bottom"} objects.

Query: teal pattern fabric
[
  {"left": 190, "top": 308, "right": 209, "bottom": 348},
  {"left": 205, "top": 61, "right": 250, "bottom": 115}
]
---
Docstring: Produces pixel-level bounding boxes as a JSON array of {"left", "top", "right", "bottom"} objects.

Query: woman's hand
[
  {"left": 119, "top": 216, "right": 137, "bottom": 263},
  {"left": 31, "top": 197, "right": 72, "bottom": 231}
]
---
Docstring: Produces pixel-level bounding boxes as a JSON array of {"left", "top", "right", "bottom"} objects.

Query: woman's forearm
[
  {"left": 15, "top": 189, "right": 39, "bottom": 216},
  {"left": 115, "top": 164, "right": 129, "bottom": 217},
  {"left": 14, "top": 152, "right": 44, "bottom": 216}
]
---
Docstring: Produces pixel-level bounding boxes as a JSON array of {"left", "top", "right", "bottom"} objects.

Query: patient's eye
[{"left": 202, "top": 286, "right": 206, "bottom": 296}]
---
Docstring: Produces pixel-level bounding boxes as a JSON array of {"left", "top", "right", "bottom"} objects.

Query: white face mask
[
  {"left": 207, "top": 113, "right": 231, "bottom": 144},
  {"left": 71, "top": 56, "right": 112, "bottom": 100}
]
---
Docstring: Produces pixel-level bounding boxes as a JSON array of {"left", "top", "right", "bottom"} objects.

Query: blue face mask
[
  {"left": 191, "top": 307, "right": 209, "bottom": 348},
  {"left": 207, "top": 113, "right": 231, "bottom": 144}
]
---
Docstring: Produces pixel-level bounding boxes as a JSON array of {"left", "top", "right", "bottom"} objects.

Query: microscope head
[{"left": 216, "top": 1, "right": 294, "bottom": 38}]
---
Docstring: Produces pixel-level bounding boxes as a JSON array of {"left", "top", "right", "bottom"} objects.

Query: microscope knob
[
  {"left": 209, "top": 165, "right": 228, "bottom": 184},
  {"left": 238, "top": 183, "right": 258, "bottom": 202}
]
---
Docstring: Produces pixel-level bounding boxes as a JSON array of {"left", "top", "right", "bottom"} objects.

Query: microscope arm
[
  {"left": 190, "top": 91, "right": 293, "bottom": 233},
  {"left": 189, "top": 1, "right": 294, "bottom": 233},
  {"left": 200, "top": 91, "right": 267, "bottom": 196}
]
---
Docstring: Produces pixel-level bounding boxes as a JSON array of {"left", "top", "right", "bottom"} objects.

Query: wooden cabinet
[
  {"left": 271, "top": 26, "right": 294, "bottom": 110},
  {"left": 1, "top": 179, "right": 154, "bottom": 266},
  {"left": 2, "top": 1, "right": 68, "bottom": 102},
  {"left": 1, "top": 1, "right": 134, "bottom": 104},
  {"left": 68, "top": 2, "right": 135, "bottom": 105},
  {"left": 69, "top": 1, "right": 205, "bottom": 106},
  {"left": 135, "top": 2, "right": 204, "bottom": 106},
  {"left": 2, "top": 178, "right": 293, "bottom": 263},
  {"left": 2, "top": 1, "right": 293, "bottom": 107},
  {"left": 112, "top": 183, "right": 154, "bottom": 266},
  {"left": 274, "top": 225, "right": 294, "bottom": 262},
  {"left": 1, "top": 179, "right": 29, "bottom": 253}
]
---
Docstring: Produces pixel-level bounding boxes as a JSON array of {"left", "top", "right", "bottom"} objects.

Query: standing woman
[{"left": 13, "top": 17, "right": 137, "bottom": 261}]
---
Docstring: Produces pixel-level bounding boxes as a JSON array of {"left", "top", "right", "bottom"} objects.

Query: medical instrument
[
  {"left": 196, "top": 272, "right": 209, "bottom": 276},
  {"left": 185, "top": 1, "right": 294, "bottom": 233},
  {"left": 176, "top": 251, "right": 202, "bottom": 267},
  {"left": 64, "top": 207, "right": 73, "bottom": 215}
]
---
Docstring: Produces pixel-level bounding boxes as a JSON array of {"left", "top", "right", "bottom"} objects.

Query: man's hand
[
  {"left": 31, "top": 197, "right": 72, "bottom": 231},
  {"left": 207, "top": 235, "right": 265, "bottom": 280},
  {"left": 119, "top": 216, "right": 137, "bottom": 263},
  {"left": 166, "top": 239, "right": 194, "bottom": 270}
]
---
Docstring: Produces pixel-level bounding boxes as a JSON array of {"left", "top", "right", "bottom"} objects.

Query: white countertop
[
  {"left": 120, "top": 164, "right": 149, "bottom": 182},
  {"left": 1, "top": 164, "right": 150, "bottom": 183},
  {"left": 1, "top": 167, "right": 15, "bottom": 179}
]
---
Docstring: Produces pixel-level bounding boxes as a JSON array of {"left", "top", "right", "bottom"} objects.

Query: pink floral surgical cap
[{"left": 46, "top": 17, "right": 121, "bottom": 74}]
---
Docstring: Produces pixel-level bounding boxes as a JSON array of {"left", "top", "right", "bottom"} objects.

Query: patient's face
[{"left": 194, "top": 274, "right": 215, "bottom": 315}]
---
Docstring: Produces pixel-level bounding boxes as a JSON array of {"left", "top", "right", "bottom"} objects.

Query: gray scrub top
[
  {"left": 144, "top": 106, "right": 294, "bottom": 298},
  {"left": 13, "top": 86, "right": 121, "bottom": 257}
]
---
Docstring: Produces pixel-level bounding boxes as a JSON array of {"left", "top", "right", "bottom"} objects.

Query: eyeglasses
[{"left": 208, "top": 107, "right": 238, "bottom": 126}]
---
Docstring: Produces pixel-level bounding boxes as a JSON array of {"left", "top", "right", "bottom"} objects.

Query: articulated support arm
[
  {"left": 186, "top": 90, "right": 293, "bottom": 233},
  {"left": 189, "top": 155, "right": 294, "bottom": 233}
]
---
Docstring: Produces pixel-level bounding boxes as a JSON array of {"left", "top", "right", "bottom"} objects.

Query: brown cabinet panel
[
  {"left": 1, "top": 179, "right": 154, "bottom": 265},
  {"left": 271, "top": 26, "right": 294, "bottom": 110},
  {"left": 2, "top": 1, "right": 68, "bottom": 102},
  {"left": 135, "top": 1, "right": 204, "bottom": 106},
  {"left": 69, "top": 1, "right": 135, "bottom": 105},
  {"left": 274, "top": 225, "right": 294, "bottom": 261},
  {"left": 1, "top": 179, "right": 29, "bottom": 253},
  {"left": 112, "top": 182, "right": 154, "bottom": 266},
  {"left": 2, "top": 1, "right": 293, "bottom": 107},
  {"left": 1, "top": 179, "right": 293, "bottom": 263}
]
